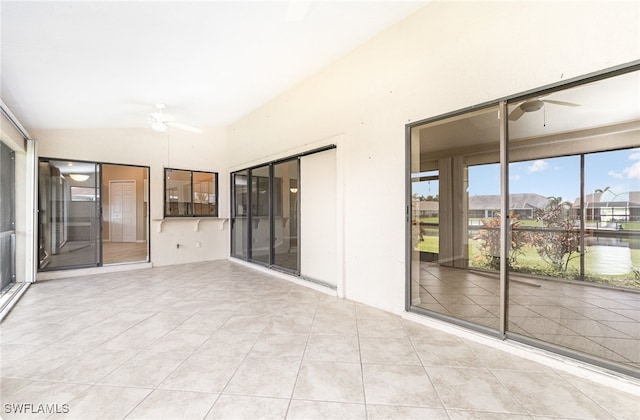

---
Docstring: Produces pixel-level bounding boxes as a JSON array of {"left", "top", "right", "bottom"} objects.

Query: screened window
[{"left": 164, "top": 168, "right": 218, "bottom": 217}]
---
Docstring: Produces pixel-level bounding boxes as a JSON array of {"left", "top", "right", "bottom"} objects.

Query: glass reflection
[
  {"left": 273, "top": 160, "right": 299, "bottom": 273},
  {"left": 250, "top": 165, "right": 270, "bottom": 264},
  {"left": 38, "top": 159, "right": 100, "bottom": 270},
  {"left": 507, "top": 69, "right": 640, "bottom": 372},
  {"left": 410, "top": 106, "right": 501, "bottom": 331},
  {"left": 231, "top": 171, "right": 249, "bottom": 258}
]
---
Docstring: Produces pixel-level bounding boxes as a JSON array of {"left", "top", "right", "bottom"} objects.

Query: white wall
[
  {"left": 300, "top": 148, "right": 337, "bottom": 287},
  {"left": 32, "top": 126, "right": 230, "bottom": 267},
  {"left": 228, "top": 1, "right": 640, "bottom": 313}
]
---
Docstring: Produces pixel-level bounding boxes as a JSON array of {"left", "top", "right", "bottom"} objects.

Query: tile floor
[
  {"left": 417, "top": 263, "right": 640, "bottom": 370},
  {"left": 0, "top": 260, "right": 638, "bottom": 419}
]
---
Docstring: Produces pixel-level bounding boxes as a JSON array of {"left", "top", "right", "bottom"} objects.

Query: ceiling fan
[
  {"left": 508, "top": 96, "right": 580, "bottom": 121},
  {"left": 148, "top": 104, "right": 202, "bottom": 133}
]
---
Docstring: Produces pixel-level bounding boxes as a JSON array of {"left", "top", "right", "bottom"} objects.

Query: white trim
[
  {"left": 36, "top": 262, "right": 152, "bottom": 281},
  {"left": 229, "top": 257, "right": 337, "bottom": 297},
  {"left": 0, "top": 282, "right": 30, "bottom": 321},
  {"left": 26, "top": 139, "right": 37, "bottom": 283}
]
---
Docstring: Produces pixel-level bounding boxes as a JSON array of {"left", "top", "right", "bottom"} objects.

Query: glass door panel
[
  {"left": 584, "top": 148, "right": 640, "bottom": 287},
  {"left": 250, "top": 165, "right": 270, "bottom": 264},
  {"left": 0, "top": 142, "right": 15, "bottom": 290},
  {"left": 506, "top": 69, "right": 640, "bottom": 372},
  {"left": 231, "top": 171, "right": 249, "bottom": 259},
  {"left": 102, "top": 164, "right": 149, "bottom": 265},
  {"left": 410, "top": 106, "right": 501, "bottom": 331},
  {"left": 38, "top": 159, "right": 100, "bottom": 270},
  {"left": 273, "top": 159, "right": 299, "bottom": 273}
]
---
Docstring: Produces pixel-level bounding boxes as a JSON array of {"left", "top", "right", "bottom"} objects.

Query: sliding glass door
[
  {"left": 38, "top": 159, "right": 101, "bottom": 270},
  {"left": 408, "top": 65, "right": 640, "bottom": 376},
  {"left": 38, "top": 159, "right": 150, "bottom": 271},
  {"left": 231, "top": 158, "right": 301, "bottom": 274}
]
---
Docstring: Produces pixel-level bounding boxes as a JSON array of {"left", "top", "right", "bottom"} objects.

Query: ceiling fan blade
[
  {"left": 508, "top": 105, "right": 525, "bottom": 121},
  {"left": 542, "top": 99, "right": 580, "bottom": 107},
  {"left": 166, "top": 121, "right": 203, "bottom": 134}
]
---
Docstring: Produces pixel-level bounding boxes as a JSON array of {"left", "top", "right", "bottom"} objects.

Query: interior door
[{"left": 110, "top": 180, "right": 136, "bottom": 243}]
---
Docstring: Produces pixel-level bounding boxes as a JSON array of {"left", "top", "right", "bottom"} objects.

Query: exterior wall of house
[
  {"left": 228, "top": 1, "right": 640, "bottom": 313},
  {"left": 32, "top": 126, "right": 230, "bottom": 267}
]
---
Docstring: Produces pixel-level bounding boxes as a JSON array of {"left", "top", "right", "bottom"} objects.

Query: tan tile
[
  {"left": 195, "top": 330, "right": 259, "bottom": 357},
  {"left": 42, "top": 347, "right": 137, "bottom": 383},
  {"left": 362, "top": 364, "right": 441, "bottom": 407},
  {"left": 47, "top": 384, "right": 151, "bottom": 420},
  {"left": 205, "top": 395, "right": 288, "bottom": 420},
  {"left": 367, "top": 404, "right": 449, "bottom": 420},
  {"left": 413, "top": 338, "right": 483, "bottom": 367},
  {"left": 99, "top": 349, "right": 190, "bottom": 388},
  {"left": 287, "top": 399, "right": 366, "bottom": 419},
  {"left": 492, "top": 369, "right": 617, "bottom": 418},
  {"left": 357, "top": 317, "right": 406, "bottom": 338},
  {"left": 426, "top": 366, "right": 527, "bottom": 414},
  {"left": 359, "top": 337, "right": 421, "bottom": 365},
  {"left": 304, "top": 334, "right": 360, "bottom": 363},
  {"left": 224, "top": 357, "right": 300, "bottom": 398},
  {"left": 1, "top": 381, "right": 90, "bottom": 419},
  {"left": 311, "top": 314, "right": 357, "bottom": 336},
  {"left": 124, "top": 389, "right": 217, "bottom": 419},
  {"left": 159, "top": 353, "right": 243, "bottom": 393},
  {"left": 248, "top": 333, "right": 307, "bottom": 359},
  {"left": 293, "top": 360, "right": 363, "bottom": 403}
]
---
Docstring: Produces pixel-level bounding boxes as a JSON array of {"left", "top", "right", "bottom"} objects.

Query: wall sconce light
[
  {"left": 289, "top": 187, "right": 298, "bottom": 193},
  {"left": 69, "top": 174, "right": 89, "bottom": 182}
]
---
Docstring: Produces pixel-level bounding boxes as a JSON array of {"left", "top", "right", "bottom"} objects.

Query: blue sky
[{"left": 414, "top": 148, "right": 640, "bottom": 202}]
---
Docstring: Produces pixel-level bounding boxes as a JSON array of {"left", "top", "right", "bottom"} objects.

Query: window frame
[{"left": 164, "top": 168, "right": 219, "bottom": 218}]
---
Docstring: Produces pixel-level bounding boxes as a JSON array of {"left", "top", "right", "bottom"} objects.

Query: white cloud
[
  {"left": 608, "top": 170, "right": 624, "bottom": 179},
  {"left": 510, "top": 174, "right": 521, "bottom": 181},
  {"left": 629, "top": 152, "right": 640, "bottom": 161},
  {"left": 526, "top": 160, "right": 548, "bottom": 173},
  {"left": 623, "top": 161, "right": 640, "bottom": 180}
]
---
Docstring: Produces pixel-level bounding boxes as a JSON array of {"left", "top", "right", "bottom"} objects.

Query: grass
[{"left": 414, "top": 233, "right": 640, "bottom": 289}]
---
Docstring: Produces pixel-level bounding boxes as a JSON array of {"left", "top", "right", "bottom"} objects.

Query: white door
[{"left": 110, "top": 181, "right": 136, "bottom": 243}]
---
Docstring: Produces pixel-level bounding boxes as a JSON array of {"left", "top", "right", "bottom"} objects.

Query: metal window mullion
[
  {"left": 580, "top": 155, "right": 585, "bottom": 280},
  {"left": 296, "top": 156, "right": 302, "bottom": 275},
  {"left": 268, "top": 164, "right": 274, "bottom": 266},
  {"left": 499, "top": 101, "right": 509, "bottom": 337}
]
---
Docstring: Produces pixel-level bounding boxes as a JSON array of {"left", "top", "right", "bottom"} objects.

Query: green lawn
[{"left": 414, "top": 233, "right": 640, "bottom": 289}]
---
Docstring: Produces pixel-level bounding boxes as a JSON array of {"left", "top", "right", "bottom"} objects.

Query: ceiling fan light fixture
[{"left": 520, "top": 99, "right": 544, "bottom": 113}]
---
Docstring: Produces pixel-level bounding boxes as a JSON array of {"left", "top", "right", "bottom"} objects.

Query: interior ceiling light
[{"left": 69, "top": 174, "right": 89, "bottom": 182}]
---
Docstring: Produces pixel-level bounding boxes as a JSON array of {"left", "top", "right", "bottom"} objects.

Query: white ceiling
[{"left": 1, "top": 0, "right": 427, "bottom": 132}]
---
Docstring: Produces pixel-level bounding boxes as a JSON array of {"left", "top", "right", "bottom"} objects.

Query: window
[
  {"left": 164, "top": 168, "right": 218, "bottom": 217},
  {"left": 408, "top": 64, "right": 640, "bottom": 377}
]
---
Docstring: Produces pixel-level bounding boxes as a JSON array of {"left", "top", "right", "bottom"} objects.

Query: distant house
[
  {"left": 468, "top": 193, "right": 549, "bottom": 220},
  {"left": 415, "top": 193, "right": 551, "bottom": 221},
  {"left": 413, "top": 200, "right": 439, "bottom": 218},
  {"left": 573, "top": 191, "right": 640, "bottom": 223}
]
